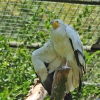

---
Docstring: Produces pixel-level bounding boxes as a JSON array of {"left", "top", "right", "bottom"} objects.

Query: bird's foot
[
  {"left": 58, "top": 60, "right": 71, "bottom": 70},
  {"left": 58, "top": 65, "right": 71, "bottom": 71}
]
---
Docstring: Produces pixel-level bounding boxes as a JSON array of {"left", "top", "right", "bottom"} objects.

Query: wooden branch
[
  {"left": 91, "top": 44, "right": 100, "bottom": 51},
  {"left": 7, "top": 41, "right": 94, "bottom": 51},
  {"left": 8, "top": 41, "right": 100, "bottom": 52},
  {"left": 83, "top": 46, "right": 91, "bottom": 51},
  {"left": 51, "top": 69, "right": 70, "bottom": 100},
  {"left": 8, "top": 41, "right": 42, "bottom": 49},
  {"left": 24, "top": 70, "right": 70, "bottom": 100},
  {"left": 24, "top": 78, "right": 47, "bottom": 100}
]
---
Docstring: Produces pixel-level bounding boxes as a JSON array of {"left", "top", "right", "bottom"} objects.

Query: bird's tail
[{"left": 66, "top": 63, "right": 82, "bottom": 93}]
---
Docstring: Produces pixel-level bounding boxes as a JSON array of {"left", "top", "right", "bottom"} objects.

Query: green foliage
[
  {"left": 20, "top": 4, "right": 58, "bottom": 45},
  {"left": 0, "top": 35, "right": 36, "bottom": 100},
  {"left": 72, "top": 84, "right": 100, "bottom": 100},
  {"left": 73, "top": 6, "right": 95, "bottom": 45},
  {"left": 0, "top": 1, "right": 100, "bottom": 100},
  {"left": 0, "top": 2, "right": 58, "bottom": 99}
]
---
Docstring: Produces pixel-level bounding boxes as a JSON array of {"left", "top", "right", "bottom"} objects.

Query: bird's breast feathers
[
  {"left": 51, "top": 25, "right": 68, "bottom": 41},
  {"left": 51, "top": 27, "right": 74, "bottom": 59}
]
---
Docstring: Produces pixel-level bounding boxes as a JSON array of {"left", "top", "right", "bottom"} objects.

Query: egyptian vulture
[
  {"left": 32, "top": 19, "right": 86, "bottom": 95},
  {"left": 49, "top": 19, "right": 86, "bottom": 93}
]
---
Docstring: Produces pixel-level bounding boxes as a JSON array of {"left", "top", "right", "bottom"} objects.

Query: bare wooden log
[
  {"left": 7, "top": 41, "right": 100, "bottom": 52},
  {"left": 51, "top": 69, "right": 70, "bottom": 100},
  {"left": 8, "top": 41, "right": 92, "bottom": 50},
  {"left": 24, "top": 78, "right": 47, "bottom": 100},
  {"left": 8, "top": 41, "right": 42, "bottom": 49},
  {"left": 24, "top": 69, "right": 71, "bottom": 100}
]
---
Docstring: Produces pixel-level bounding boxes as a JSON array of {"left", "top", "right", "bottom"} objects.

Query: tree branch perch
[
  {"left": 51, "top": 69, "right": 70, "bottom": 100},
  {"left": 7, "top": 41, "right": 100, "bottom": 52},
  {"left": 24, "top": 78, "right": 47, "bottom": 100}
]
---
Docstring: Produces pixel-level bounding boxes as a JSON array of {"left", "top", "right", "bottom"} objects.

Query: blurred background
[{"left": 0, "top": 0, "right": 100, "bottom": 100}]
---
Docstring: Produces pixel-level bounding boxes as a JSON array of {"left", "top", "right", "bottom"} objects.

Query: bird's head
[{"left": 50, "top": 19, "right": 63, "bottom": 30}]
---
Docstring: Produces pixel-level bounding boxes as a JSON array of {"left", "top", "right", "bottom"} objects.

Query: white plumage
[
  {"left": 32, "top": 19, "right": 86, "bottom": 94},
  {"left": 50, "top": 19, "right": 86, "bottom": 93},
  {"left": 32, "top": 40, "right": 65, "bottom": 82}
]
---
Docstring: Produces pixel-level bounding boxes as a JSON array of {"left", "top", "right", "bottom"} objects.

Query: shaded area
[{"left": 41, "top": 0, "right": 100, "bottom": 5}]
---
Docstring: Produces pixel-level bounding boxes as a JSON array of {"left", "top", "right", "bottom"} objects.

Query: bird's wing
[
  {"left": 32, "top": 40, "right": 65, "bottom": 82},
  {"left": 65, "top": 24, "right": 86, "bottom": 73}
]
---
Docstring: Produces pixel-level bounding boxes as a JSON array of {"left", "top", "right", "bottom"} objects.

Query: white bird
[
  {"left": 49, "top": 19, "right": 86, "bottom": 93},
  {"left": 32, "top": 40, "right": 65, "bottom": 83}
]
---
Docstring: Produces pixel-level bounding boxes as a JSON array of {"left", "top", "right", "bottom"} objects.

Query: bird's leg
[{"left": 58, "top": 60, "right": 71, "bottom": 70}]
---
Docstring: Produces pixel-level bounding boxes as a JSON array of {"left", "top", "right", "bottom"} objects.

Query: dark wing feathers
[
  {"left": 69, "top": 38, "right": 85, "bottom": 91},
  {"left": 69, "top": 38, "right": 86, "bottom": 73},
  {"left": 69, "top": 38, "right": 74, "bottom": 50}
]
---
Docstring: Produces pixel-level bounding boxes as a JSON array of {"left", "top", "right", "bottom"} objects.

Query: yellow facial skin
[{"left": 51, "top": 21, "right": 60, "bottom": 29}]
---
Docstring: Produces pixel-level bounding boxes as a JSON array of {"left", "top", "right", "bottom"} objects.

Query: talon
[
  {"left": 61, "top": 65, "right": 71, "bottom": 69},
  {"left": 58, "top": 67, "right": 70, "bottom": 71},
  {"left": 58, "top": 60, "right": 71, "bottom": 70}
]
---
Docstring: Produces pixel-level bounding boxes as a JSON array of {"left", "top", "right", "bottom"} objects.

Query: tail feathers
[
  {"left": 74, "top": 50, "right": 86, "bottom": 74},
  {"left": 66, "top": 69, "right": 76, "bottom": 93},
  {"left": 78, "top": 74, "right": 82, "bottom": 92},
  {"left": 66, "top": 66, "right": 82, "bottom": 93}
]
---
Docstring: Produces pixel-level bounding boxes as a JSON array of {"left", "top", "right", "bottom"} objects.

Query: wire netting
[
  {"left": 0, "top": 1, "right": 100, "bottom": 100},
  {"left": 0, "top": 0, "right": 100, "bottom": 46}
]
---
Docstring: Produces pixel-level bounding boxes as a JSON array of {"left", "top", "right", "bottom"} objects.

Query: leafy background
[{"left": 0, "top": 0, "right": 100, "bottom": 100}]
